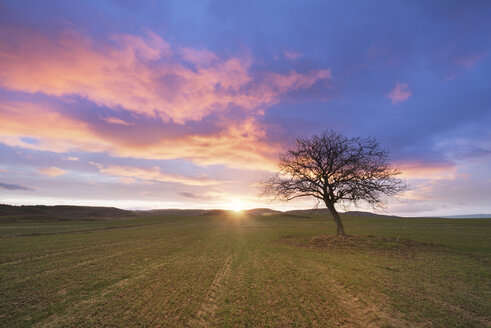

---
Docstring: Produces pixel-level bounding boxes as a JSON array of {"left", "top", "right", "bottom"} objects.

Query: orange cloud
[
  {"left": 0, "top": 27, "right": 331, "bottom": 171},
  {"left": 37, "top": 167, "right": 66, "bottom": 177},
  {"left": 93, "top": 164, "right": 222, "bottom": 186},
  {"left": 398, "top": 161, "right": 463, "bottom": 180},
  {"left": 0, "top": 26, "right": 330, "bottom": 124},
  {"left": 0, "top": 101, "right": 278, "bottom": 170},
  {"left": 397, "top": 161, "right": 473, "bottom": 200},
  {"left": 110, "top": 117, "right": 280, "bottom": 170},
  {"left": 0, "top": 101, "right": 112, "bottom": 153}
]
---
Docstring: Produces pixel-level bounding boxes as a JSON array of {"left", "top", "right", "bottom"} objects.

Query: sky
[{"left": 0, "top": 0, "right": 490, "bottom": 216}]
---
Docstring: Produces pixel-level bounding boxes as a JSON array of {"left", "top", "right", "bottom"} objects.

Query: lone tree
[{"left": 262, "top": 130, "right": 407, "bottom": 236}]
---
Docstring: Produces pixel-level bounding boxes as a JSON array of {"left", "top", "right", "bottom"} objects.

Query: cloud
[
  {"left": 64, "top": 156, "right": 79, "bottom": 161},
  {"left": 0, "top": 101, "right": 111, "bottom": 153},
  {"left": 398, "top": 161, "right": 463, "bottom": 180},
  {"left": 0, "top": 182, "right": 32, "bottom": 190},
  {"left": 93, "top": 163, "right": 223, "bottom": 186},
  {"left": 179, "top": 192, "right": 200, "bottom": 199},
  {"left": 0, "top": 27, "right": 330, "bottom": 171},
  {"left": 0, "top": 102, "right": 279, "bottom": 170},
  {"left": 397, "top": 160, "right": 471, "bottom": 202},
  {"left": 284, "top": 50, "right": 302, "bottom": 60},
  {"left": 397, "top": 161, "right": 470, "bottom": 201},
  {"left": 178, "top": 47, "right": 218, "bottom": 65},
  {"left": 455, "top": 53, "right": 485, "bottom": 69},
  {"left": 434, "top": 134, "right": 491, "bottom": 160},
  {"left": 102, "top": 117, "right": 134, "bottom": 126},
  {"left": 389, "top": 201, "right": 439, "bottom": 214},
  {"left": 118, "top": 177, "right": 137, "bottom": 184},
  {"left": 387, "top": 82, "right": 411, "bottom": 104},
  {"left": 400, "top": 180, "right": 444, "bottom": 201},
  {"left": 264, "top": 70, "right": 331, "bottom": 93},
  {"left": 37, "top": 167, "right": 66, "bottom": 177},
  {"left": 0, "top": 26, "right": 330, "bottom": 124},
  {"left": 443, "top": 53, "right": 486, "bottom": 82}
]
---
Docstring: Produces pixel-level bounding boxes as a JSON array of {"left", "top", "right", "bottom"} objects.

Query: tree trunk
[{"left": 325, "top": 202, "right": 346, "bottom": 236}]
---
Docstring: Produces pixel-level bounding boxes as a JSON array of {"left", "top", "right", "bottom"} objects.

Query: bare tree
[{"left": 261, "top": 130, "right": 408, "bottom": 236}]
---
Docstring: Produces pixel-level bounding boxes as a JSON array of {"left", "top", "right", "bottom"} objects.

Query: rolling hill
[{"left": 0, "top": 204, "right": 135, "bottom": 221}]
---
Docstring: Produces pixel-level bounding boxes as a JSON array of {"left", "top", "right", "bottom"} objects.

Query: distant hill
[
  {"left": 284, "top": 209, "right": 399, "bottom": 218},
  {"left": 344, "top": 211, "right": 399, "bottom": 218},
  {"left": 141, "top": 208, "right": 399, "bottom": 218},
  {"left": 11, "top": 204, "right": 484, "bottom": 222},
  {"left": 284, "top": 208, "right": 332, "bottom": 215},
  {"left": 135, "top": 208, "right": 283, "bottom": 217},
  {"left": 438, "top": 214, "right": 491, "bottom": 219},
  {"left": 201, "top": 209, "right": 234, "bottom": 216},
  {"left": 134, "top": 209, "right": 206, "bottom": 216},
  {"left": 0, "top": 204, "right": 135, "bottom": 221},
  {"left": 245, "top": 208, "right": 282, "bottom": 216}
]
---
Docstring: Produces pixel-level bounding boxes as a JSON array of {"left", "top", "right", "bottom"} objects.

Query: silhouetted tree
[{"left": 261, "top": 130, "right": 408, "bottom": 235}]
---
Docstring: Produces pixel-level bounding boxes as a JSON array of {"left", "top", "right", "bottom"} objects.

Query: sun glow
[{"left": 230, "top": 200, "right": 246, "bottom": 212}]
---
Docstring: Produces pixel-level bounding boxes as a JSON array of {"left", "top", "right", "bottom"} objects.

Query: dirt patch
[{"left": 280, "top": 234, "right": 439, "bottom": 258}]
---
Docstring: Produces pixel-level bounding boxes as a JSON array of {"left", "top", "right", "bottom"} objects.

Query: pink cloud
[
  {"left": 443, "top": 74, "right": 457, "bottom": 82},
  {"left": 396, "top": 161, "right": 473, "bottom": 201},
  {"left": 0, "top": 27, "right": 333, "bottom": 171},
  {"left": 37, "top": 167, "right": 66, "bottom": 177},
  {"left": 102, "top": 117, "right": 134, "bottom": 126},
  {"left": 178, "top": 47, "right": 219, "bottom": 65},
  {"left": 0, "top": 26, "right": 330, "bottom": 124},
  {"left": 0, "top": 101, "right": 110, "bottom": 153},
  {"left": 0, "top": 102, "right": 279, "bottom": 170},
  {"left": 265, "top": 70, "right": 331, "bottom": 92},
  {"left": 398, "top": 161, "right": 460, "bottom": 180},
  {"left": 456, "top": 53, "right": 485, "bottom": 69},
  {"left": 387, "top": 82, "right": 411, "bottom": 105},
  {"left": 443, "top": 53, "right": 486, "bottom": 82},
  {"left": 284, "top": 50, "right": 302, "bottom": 60}
]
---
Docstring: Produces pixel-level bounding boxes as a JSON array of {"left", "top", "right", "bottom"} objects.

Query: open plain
[{"left": 1, "top": 213, "right": 490, "bottom": 327}]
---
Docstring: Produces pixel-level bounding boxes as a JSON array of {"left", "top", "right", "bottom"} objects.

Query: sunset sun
[{"left": 230, "top": 200, "right": 245, "bottom": 212}]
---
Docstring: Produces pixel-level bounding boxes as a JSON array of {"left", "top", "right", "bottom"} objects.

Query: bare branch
[{"left": 260, "top": 130, "right": 409, "bottom": 235}]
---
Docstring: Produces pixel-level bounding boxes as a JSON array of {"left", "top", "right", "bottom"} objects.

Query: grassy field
[{"left": 0, "top": 213, "right": 490, "bottom": 327}]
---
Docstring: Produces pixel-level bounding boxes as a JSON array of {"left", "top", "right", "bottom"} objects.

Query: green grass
[{"left": 0, "top": 214, "right": 489, "bottom": 327}]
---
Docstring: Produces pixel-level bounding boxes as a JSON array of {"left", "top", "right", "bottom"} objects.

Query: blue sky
[{"left": 0, "top": 0, "right": 490, "bottom": 215}]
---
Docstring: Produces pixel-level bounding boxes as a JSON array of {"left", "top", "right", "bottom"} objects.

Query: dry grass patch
[{"left": 280, "top": 234, "right": 439, "bottom": 256}]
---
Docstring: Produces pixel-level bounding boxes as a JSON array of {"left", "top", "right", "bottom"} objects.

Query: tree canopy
[{"left": 262, "top": 130, "right": 408, "bottom": 235}]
